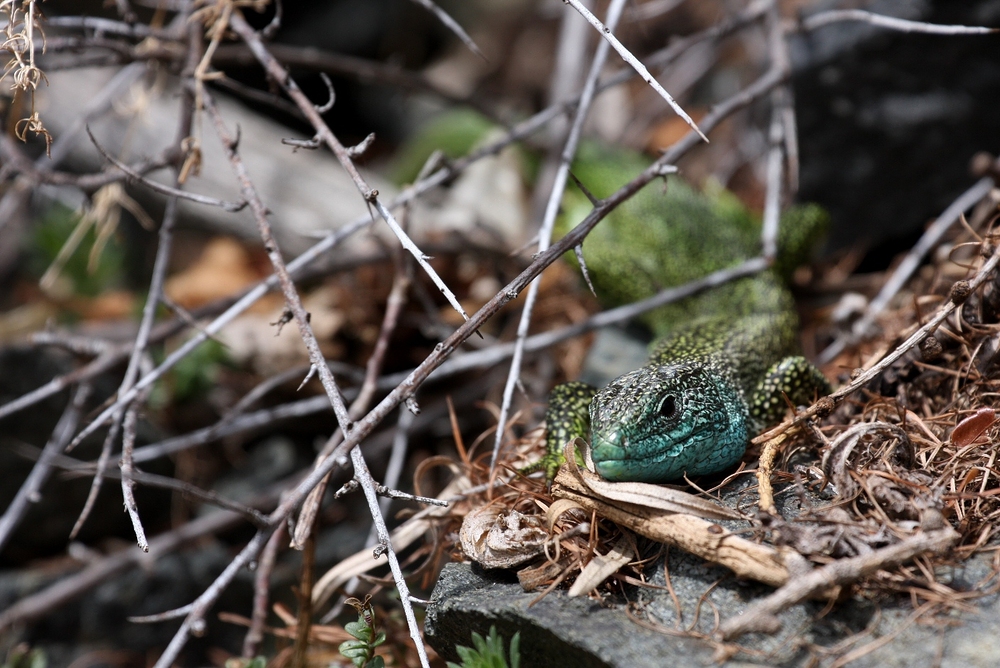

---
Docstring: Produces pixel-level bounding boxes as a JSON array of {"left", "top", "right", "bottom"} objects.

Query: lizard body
[{"left": 531, "top": 145, "right": 830, "bottom": 483}]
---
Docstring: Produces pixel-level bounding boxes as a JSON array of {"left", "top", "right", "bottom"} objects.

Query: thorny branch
[{"left": 491, "top": 0, "right": 627, "bottom": 470}]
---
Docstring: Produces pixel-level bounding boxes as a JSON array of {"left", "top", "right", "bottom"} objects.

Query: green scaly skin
[{"left": 527, "top": 144, "right": 831, "bottom": 484}]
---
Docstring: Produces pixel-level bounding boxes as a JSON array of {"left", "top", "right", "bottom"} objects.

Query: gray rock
[
  {"left": 427, "top": 548, "right": 1000, "bottom": 667},
  {"left": 425, "top": 562, "right": 715, "bottom": 667}
]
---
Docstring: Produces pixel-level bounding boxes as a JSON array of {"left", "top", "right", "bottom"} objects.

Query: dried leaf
[
  {"left": 459, "top": 506, "right": 548, "bottom": 569},
  {"left": 568, "top": 536, "right": 634, "bottom": 597},
  {"left": 565, "top": 440, "right": 741, "bottom": 521},
  {"left": 951, "top": 407, "right": 997, "bottom": 446}
]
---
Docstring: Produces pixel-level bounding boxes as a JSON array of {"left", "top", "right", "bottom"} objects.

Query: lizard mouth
[
  {"left": 590, "top": 428, "right": 725, "bottom": 483},
  {"left": 590, "top": 435, "right": 661, "bottom": 483}
]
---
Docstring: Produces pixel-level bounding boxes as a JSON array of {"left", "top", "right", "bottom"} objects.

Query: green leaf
[
  {"left": 344, "top": 619, "right": 372, "bottom": 642},
  {"left": 372, "top": 631, "right": 386, "bottom": 647},
  {"left": 470, "top": 630, "right": 488, "bottom": 656},
  {"left": 339, "top": 640, "right": 371, "bottom": 660},
  {"left": 454, "top": 646, "right": 477, "bottom": 664},
  {"left": 509, "top": 632, "right": 521, "bottom": 668},
  {"left": 364, "top": 657, "right": 385, "bottom": 668}
]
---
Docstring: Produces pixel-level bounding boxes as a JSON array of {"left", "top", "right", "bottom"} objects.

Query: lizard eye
[{"left": 658, "top": 395, "right": 676, "bottom": 418}]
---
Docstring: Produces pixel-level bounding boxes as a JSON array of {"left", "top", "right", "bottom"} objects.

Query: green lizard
[{"left": 530, "top": 144, "right": 830, "bottom": 483}]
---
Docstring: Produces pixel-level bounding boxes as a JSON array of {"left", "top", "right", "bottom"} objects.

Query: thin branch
[
  {"left": 760, "top": 1, "right": 790, "bottom": 262},
  {"left": 87, "top": 127, "right": 247, "bottom": 211},
  {"left": 96, "top": 23, "right": 201, "bottom": 550},
  {"left": 46, "top": 15, "right": 177, "bottom": 39},
  {"left": 242, "top": 523, "right": 285, "bottom": 658},
  {"left": 800, "top": 9, "right": 998, "bottom": 35},
  {"left": 717, "top": 525, "right": 958, "bottom": 639},
  {"left": 211, "top": 42, "right": 474, "bottom": 107},
  {"left": 374, "top": 482, "right": 448, "bottom": 508},
  {"left": 407, "top": 0, "right": 484, "bottom": 59},
  {"left": 757, "top": 242, "right": 1000, "bottom": 445},
  {"left": 153, "top": 531, "right": 271, "bottom": 668},
  {"left": 350, "top": 447, "right": 431, "bottom": 668},
  {"left": 491, "top": 0, "right": 627, "bottom": 469},
  {"left": 562, "top": 0, "right": 708, "bottom": 142},
  {"left": 120, "top": 401, "right": 149, "bottom": 551},
  {"left": 228, "top": 10, "right": 470, "bottom": 324},
  {"left": 0, "top": 383, "right": 91, "bottom": 553},
  {"left": 200, "top": 88, "right": 354, "bottom": 434},
  {"left": 35, "top": 448, "right": 270, "bottom": 526},
  {"left": 380, "top": 408, "right": 416, "bottom": 515},
  {"left": 291, "top": 232, "right": 411, "bottom": 549}
]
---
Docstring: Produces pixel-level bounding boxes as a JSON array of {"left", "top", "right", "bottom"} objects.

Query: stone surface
[
  {"left": 426, "top": 548, "right": 1000, "bottom": 667},
  {"left": 793, "top": 0, "right": 1000, "bottom": 256},
  {"left": 425, "top": 562, "right": 715, "bottom": 667}
]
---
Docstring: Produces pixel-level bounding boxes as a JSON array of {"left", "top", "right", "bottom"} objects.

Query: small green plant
[
  {"left": 223, "top": 657, "right": 266, "bottom": 668},
  {"left": 2, "top": 644, "right": 46, "bottom": 668},
  {"left": 447, "top": 626, "right": 520, "bottom": 668},
  {"left": 338, "top": 596, "right": 386, "bottom": 668},
  {"left": 31, "top": 202, "right": 126, "bottom": 298}
]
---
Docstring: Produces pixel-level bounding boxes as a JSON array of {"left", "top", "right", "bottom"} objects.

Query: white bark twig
[
  {"left": 562, "top": 0, "right": 708, "bottom": 142},
  {"left": 229, "top": 10, "right": 470, "bottom": 324},
  {"left": 351, "top": 447, "right": 432, "bottom": 668},
  {"left": 491, "top": 0, "right": 627, "bottom": 469},
  {"left": 800, "top": 10, "right": 998, "bottom": 36},
  {"left": 120, "top": 399, "right": 149, "bottom": 552},
  {"left": 760, "top": 1, "right": 790, "bottom": 262},
  {"left": 371, "top": 197, "right": 470, "bottom": 322},
  {"left": 0, "top": 383, "right": 91, "bottom": 552},
  {"left": 407, "top": 0, "right": 484, "bottom": 59}
]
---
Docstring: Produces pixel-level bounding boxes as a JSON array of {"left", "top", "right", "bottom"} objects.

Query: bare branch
[
  {"left": 758, "top": 242, "right": 1000, "bottom": 446},
  {"left": 407, "top": 0, "right": 485, "bottom": 60},
  {"left": 200, "top": 89, "right": 354, "bottom": 434},
  {"left": 86, "top": 127, "right": 247, "bottom": 211},
  {"left": 350, "top": 447, "right": 432, "bottom": 668},
  {"left": 717, "top": 525, "right": 959, "bottom": 639},
  {"left": 0, "top": 383, "right": 91, "bottom": 553},
  {"left": 800, "top": 10, "right": 998, "bottom": 36},
  {"left": 491, "top": 0, "right": 627, "bottom": 470},
  {"left": 562, "top": 0, "right": 707, "bottom": 142},
  {"left": 120, "top": 402, "right": 149, "bottom": 551},
  {"left": 228, "top": 10, "right": 470, "bottom": 323},
  {"left": 760, "top": 2, "right": 791, "bottom": 262}
]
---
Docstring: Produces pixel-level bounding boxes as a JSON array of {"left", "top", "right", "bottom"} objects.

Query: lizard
[{"left": 527, "top": 143, "right": 831, "bottom": 483}]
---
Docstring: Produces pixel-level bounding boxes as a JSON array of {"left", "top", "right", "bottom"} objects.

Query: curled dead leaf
[{"left": 459, "top": 505, "right": 548, "bottom": 569}]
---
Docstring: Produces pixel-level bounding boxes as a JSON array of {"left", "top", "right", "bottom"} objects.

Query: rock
[
  {"left": 425, "top": 562, "right": 715, "bottom": 667},
  {"left": 793, "top": 0, "right": 1000, "bottom": 254},
  {"left": 427, "top": 547, "right": 1000, "bottom": 667}
]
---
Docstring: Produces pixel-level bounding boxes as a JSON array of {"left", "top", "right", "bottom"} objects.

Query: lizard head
[{"left": 588, "top": 360, "right": 749, "bottom": 483}]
